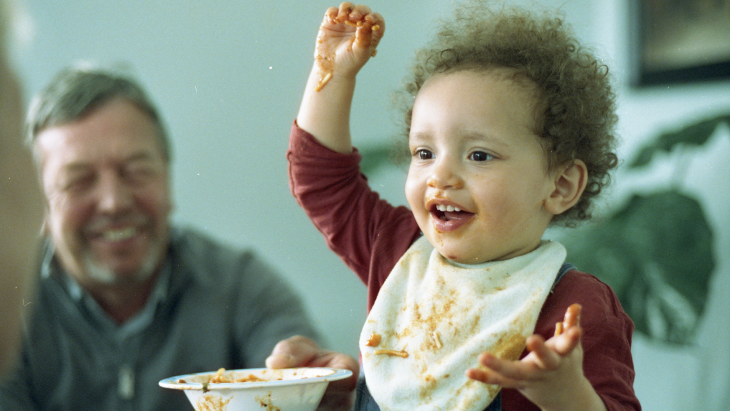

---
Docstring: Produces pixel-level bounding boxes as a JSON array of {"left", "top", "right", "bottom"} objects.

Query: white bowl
[{"left": 159, "top": 367, "right": 352, "bottom": 411}]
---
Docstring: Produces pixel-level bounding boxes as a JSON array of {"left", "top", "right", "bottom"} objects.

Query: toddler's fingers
[
  {"left": 465, "top": 366, "right": 520, "bottom": 388},
  {"left": 337, "top": 2, "right": 356, "bottom": 23},
  {"left": 552, "top": 326, "right": 582, "bottom": 356},
  {"left": 477, "top": 351, "right": 529, "bottom": 382},
  {"left": 349, "top": 4, "right": 373, "bottom": 22},
  {"left": 468, "top": 353, "right": 527, "bottom": 388},
  {"left": 551, "top": 303, "right": 583, "bottom": 355},
  {"left": 343, "top": 9, "right": 382, "bottom": 51},
  {"left": 323, "top": 6, "right": 339, "bottom": 24},
  {"left": 354, "top": 23, "right": 376, "bottom": 49},
  {"left": 526, "top": 334, "right": 561, "bottom": 370},
  {"left": 563, "top": 303, "right": 582, "bottom": 329},
  {"left": 366, "top": 12, "right": 385, "bottom": 47},
  {"left": 465, "top": 367, "right": 490, "bottom": 384}
]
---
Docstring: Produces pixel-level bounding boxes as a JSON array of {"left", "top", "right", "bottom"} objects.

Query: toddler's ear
[{"left": 545, "top": 159, "right": 587, "bottom": 215}]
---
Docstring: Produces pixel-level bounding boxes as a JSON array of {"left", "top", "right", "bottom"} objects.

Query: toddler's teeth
[{"left": 435, "top": 204, "right": 462, "bottom": 212}]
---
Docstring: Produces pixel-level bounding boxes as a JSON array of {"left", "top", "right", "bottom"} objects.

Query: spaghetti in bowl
[{"left": 159, "top": 367, "right": 352, "bottom": 411}]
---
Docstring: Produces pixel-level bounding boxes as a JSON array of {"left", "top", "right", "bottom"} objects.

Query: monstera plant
[
  {"left": 560, "top": 114, "right": 728, "bottom": 345},
  {"left": 561, "top": 190, "right": 714, "bottom": 345},
  {"left": 359, "top": 113, "right": 728, "bottom": 346}
]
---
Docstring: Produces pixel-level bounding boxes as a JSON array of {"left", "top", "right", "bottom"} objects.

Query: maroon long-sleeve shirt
[{"left": 288, "top": 122, "right": 641, "bottom": 411}]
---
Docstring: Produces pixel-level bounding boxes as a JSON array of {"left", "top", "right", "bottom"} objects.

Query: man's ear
[{"left": 545, "top": 159, "right": 587, "bottom": 216}]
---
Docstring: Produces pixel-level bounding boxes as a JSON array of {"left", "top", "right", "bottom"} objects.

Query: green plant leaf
[
  {"left": 629, "top": 114, "right": 730, "bottom": 168},
  {"left": 562, "top": 190, "right": 715, "bottom": 345}
]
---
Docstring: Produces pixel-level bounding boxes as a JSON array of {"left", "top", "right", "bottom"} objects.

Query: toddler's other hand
[{"left": 466, "top": 304, "right": 607, "bottom": 411}]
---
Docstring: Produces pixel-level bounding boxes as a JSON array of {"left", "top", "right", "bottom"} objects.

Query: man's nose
[{"left": 96, "top": 173, "right": 133, "bottom": 213}]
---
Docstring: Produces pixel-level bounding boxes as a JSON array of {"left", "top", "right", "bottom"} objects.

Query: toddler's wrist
[{"left": 539, "top": 377, "right": 607, "bottom": 411}]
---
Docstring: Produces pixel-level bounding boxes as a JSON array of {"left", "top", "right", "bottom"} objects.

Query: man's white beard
[{"left": 82, "top": 242, "right": 161, "bottom": 286}]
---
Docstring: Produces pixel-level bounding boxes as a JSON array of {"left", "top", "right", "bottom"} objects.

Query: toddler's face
[{"left": 405, "top": 70, "right": 558, "bottom": 264}]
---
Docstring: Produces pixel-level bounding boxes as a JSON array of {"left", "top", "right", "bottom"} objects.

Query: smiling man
[
  {"left": 39, "top": 100, "right": 168, "bottom": 268},
  {"left": 34, "top": 94, "right": 172, "bottom": 323},
  {"left": 0, "top": 65, "right": 358, "bottom": 411}
]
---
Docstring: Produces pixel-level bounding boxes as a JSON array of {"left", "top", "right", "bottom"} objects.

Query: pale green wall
[{"left": 14, "top": 0, "right": 730, "bottom": 409}]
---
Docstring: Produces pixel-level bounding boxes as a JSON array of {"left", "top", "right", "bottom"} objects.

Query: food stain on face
[{"left": 195, "top": 393, "right": 232, "bottom": 411}]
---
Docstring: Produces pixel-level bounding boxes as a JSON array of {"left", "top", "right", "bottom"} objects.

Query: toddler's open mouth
[{"left": 431, "top": 204, "right": 474, "bottom": 222}]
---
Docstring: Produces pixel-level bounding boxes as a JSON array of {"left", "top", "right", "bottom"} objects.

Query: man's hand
[{"left": 266, "top": 335, "right": 360, "bottom": 411}]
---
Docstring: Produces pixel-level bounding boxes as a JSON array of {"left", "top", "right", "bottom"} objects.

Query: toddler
[{"left": 288, "top": 2, "right": 640, "bottom": 410}]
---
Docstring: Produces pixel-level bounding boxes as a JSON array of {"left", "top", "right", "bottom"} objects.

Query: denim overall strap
[
  {"left": 552, "top": 262, "right": 574, "bottom": 292},
  {"left": 354, "top": 375, "right": 502, "bottom": 411}
]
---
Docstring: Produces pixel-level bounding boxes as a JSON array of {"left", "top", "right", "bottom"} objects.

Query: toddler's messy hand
[
  {"left": 314, "top": 3, "right": 385, "bottom": 90},
  {"left": 466, "top": 304, "right": 607, "bottom": 411}
]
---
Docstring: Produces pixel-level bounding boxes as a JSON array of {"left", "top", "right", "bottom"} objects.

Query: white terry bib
[{"left": 360, "top": 237, "right": 566, "bottom": 411}]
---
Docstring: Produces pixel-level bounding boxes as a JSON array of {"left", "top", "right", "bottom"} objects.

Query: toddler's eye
[
  {"left": 469, "top": 151, "right": 492, "bottom": 162},
  {"left": 414, "top": 149, "right": 434, "bottom": 160}
]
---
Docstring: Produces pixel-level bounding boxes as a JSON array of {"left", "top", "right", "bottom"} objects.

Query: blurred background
[{"left": 8, "top": 0, "right": 729, "bottom": 409}]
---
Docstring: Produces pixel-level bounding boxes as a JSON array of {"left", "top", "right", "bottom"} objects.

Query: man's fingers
[
  {"left": 264, "top": 354, "right": 292, "bottom": 369},
  {"left": 265, "top": 336, "right": 360, "bottom": 392},
  {"left": 265, "top": 335, "right": 318, "bottom": 369}
]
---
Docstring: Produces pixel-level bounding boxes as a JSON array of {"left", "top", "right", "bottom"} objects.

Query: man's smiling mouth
[
  {"left": 100, "top": 227, "right": 138, "bottom": 242},
  {"left": 92, "top": 226, "right": 140, "bottom": 242}
]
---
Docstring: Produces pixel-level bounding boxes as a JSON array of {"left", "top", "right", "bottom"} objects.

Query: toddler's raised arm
[{"left": 296, "top": 2, "right": 385, "bottom": 154}]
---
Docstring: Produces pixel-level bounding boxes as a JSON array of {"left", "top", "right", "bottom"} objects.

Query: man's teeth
[
  {"left": 435, "top": 204, "right": 461, "bottom": 212},
  {"left": 102, "top": 227, "right": 137, "bottom": 241}
]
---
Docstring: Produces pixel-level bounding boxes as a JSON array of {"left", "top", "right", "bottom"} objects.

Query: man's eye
[
  {"left": 469, "top": 151, "right": 492, "bottom": 162},
  {"left": 62, "top": 175, "right": 94, "bottom": 192},
  {"left": 123, "top": 165, "right": 157, "bottom": 184},
  {"left": 415, "top": 149, "right": 433, "bottom": 160}
]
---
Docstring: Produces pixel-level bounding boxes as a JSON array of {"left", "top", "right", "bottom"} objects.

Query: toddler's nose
[{"left": 427, "top": 160, "right": 464, "bottom": 189}]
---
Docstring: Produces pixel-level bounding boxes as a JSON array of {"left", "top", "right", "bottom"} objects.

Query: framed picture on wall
[{"left": 633, "top": 0, "right": 730, "bottom": 86}]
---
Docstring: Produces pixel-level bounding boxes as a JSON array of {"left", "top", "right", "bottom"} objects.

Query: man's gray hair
[{"left": 26, "top": 63, "right": 172, "bottom": 162}]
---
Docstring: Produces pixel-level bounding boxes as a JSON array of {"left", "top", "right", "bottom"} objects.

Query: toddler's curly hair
[{"left": 395, "top": 1, "right": 619, "bottom": 226}]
